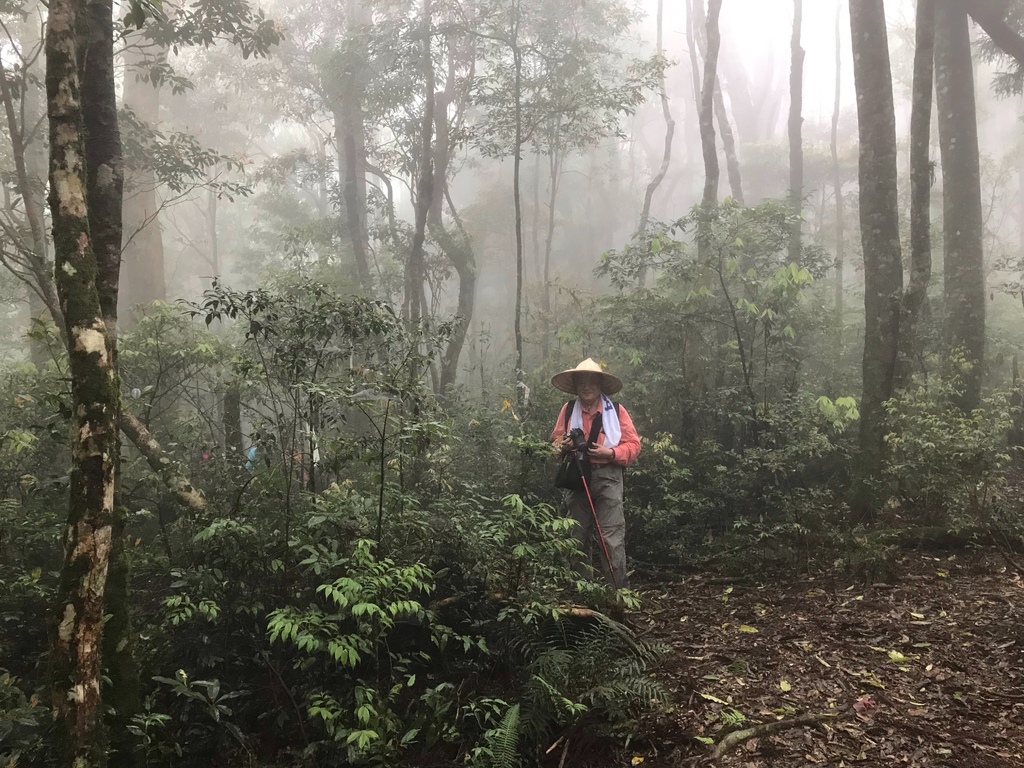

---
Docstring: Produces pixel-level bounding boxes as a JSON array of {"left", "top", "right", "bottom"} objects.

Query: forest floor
[{"left": 623, "top": 551, "right": 1024, "bottom": 767}]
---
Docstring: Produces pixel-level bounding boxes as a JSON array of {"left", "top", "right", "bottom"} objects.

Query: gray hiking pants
[{"left": 566, "top": 463, "right": 629, "bottom": 589}]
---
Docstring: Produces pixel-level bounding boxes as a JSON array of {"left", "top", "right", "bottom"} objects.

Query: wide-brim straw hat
[{"left": 550, "top": 358, "right": 622, "bottom": 395}]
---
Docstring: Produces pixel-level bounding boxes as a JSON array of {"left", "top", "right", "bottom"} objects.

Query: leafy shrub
[{"left": 884, "top": 376, "right": 1014, "bottom": 526}]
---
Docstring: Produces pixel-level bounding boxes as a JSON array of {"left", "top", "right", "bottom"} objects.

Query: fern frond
[{"left": 490, "top": 703, "right": 521, "bottom": 768}]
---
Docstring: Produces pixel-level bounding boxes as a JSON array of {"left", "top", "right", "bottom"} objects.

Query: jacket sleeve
[
  {"left": 550, "top": 403, "right": 569, "bottom": 446},
  {"left": 610, "top": 405, "right": 641, "bottom": 466}
]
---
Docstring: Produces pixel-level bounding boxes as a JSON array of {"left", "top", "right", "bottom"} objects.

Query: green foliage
[{"left": 884, "top": 375, "right": 1014, "bottom": 525}]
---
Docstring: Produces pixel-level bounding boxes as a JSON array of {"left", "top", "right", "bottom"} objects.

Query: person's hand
[
  {"left": 554, "top": 435, "right": 572, "bottom": 456},
  {"left": 588, "top": 444, "right": 614, "bottom": 462}
]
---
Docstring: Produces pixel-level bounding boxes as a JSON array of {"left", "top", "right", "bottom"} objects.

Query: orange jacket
[{"left": 550, "top": 400, "right": 641, "bottom": 466}]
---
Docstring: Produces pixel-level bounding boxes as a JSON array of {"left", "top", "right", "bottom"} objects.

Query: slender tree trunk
[
  {"left": 0, "top": 11, "right": 64, "bottom": 339},
  {"left": 512, "top": 8, "right": 526, "bottom": 398},
  {"left": 699, "top": 0, "right": 723, "bottom": 210},
  {"left": 692, "top": 0, "right": 741, "bottom": 206},
  {"left": 831, "top": 0, "right": 845, "bottom": 320},
  {"left": 789, "top": 0, "right": 804, "bottom": 262},
  {"left": 901, "top": 0, "right": 936, "bottom": 386},
  {"left": 638, "top": 0, "right": 676, "bottom": 243},
  {"left": 120, "top": 37, "right": 166, "bottom": 322},
  {"left": 719, "top": 35, "right": 758, "bottom": 146},
  {"left": 540, "top": 141, "right": 560, "bottom": 356},
  {"left": 47, "top": 0, "right": 121, "bottom": 761},
  {"left": 531, "top": 152, "right": 542, "bottom": 283},
  {"left": 683, "top": 0, "right": 703, "bottom": 176},
  {"left": 431, "top": 41, "right": 476, "bottom": 391},
  {"left": 436, "top": 190, "right": 476, "bottom": 391},
  {"left": 715, "top": 88, "right": 744, "bottom": 204},
  {"left": 407, "top": 0, "right": 434, "bottom": 324},
  {"left": 935, "top": 0, "right": 985, "bottom": 411},
  {"left": 849, "top": 0, "right": 903, "bottom": 511}
]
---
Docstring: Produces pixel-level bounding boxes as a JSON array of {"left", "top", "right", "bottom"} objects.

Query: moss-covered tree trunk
[
  {"left": 80, "top": 3, "right": 140, "bottom": 763},
  {"left": 46, "top": 0, "right": 121, "bottom": 762},
  {"left": 936, "top": 0, "right": 985, "bottom": 411},
  {"left": 850, "top": 0, "right": 903, "bottom": 514}
]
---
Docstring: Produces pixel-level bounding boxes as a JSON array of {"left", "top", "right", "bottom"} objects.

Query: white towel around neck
[{"left": 569, "top": 394, "right": 621, "bottom": 448}]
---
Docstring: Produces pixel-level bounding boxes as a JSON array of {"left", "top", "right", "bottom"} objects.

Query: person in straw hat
[{"left": 550, "top": 358, "right": 641, "bottom": 588}]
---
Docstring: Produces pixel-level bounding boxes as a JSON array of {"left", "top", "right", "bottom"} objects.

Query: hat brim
[{"left": 550, "top": 369, "right": 622, "bottom": 395}]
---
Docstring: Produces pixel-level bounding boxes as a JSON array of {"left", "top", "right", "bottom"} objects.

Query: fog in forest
[
  {"left": 3, "top": 0, "right": 1024, "bottom": 765},
  {"left": 5, "top": 0, "right": 1024, "bottom": 388}
]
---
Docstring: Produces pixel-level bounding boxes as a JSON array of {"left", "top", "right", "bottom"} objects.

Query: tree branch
[
  {"left": 965, "top": 0, "right": 1024, "bottom": 66},
  {"left": 120, "top": 411, "right": 207, "bottom": 512},
  {"left": 711, "top": 709, "right": 842, "bottom": 759}
]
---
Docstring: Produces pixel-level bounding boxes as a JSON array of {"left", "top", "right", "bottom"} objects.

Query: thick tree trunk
[
  {"left": 935, "top": 0, "right": 985, "bottom": 411},
  {"left": 331, "top": 0, "right": 373, "bottom": 291},
  {"left": 789, "top": 0, "right": 804, "bottom": 263},
  {"left": 80, "top": 2, "right": 139, "bottom": 763},
  {"left": 849, "top": 0, "right": 904, "bottom": 507},
  {"left": 900, "top": 0, "right": 936, "bottom": 386},
  {"left": 831, "top": 1, "right": 845, "bottom": 320},
  {"left": 120, "top": 37, "right": 166, "bottom": 322},
  {"left": 334, "top": 101, "right": 372, "bottom": 291},
  {"left": 46, "top": 0, "right": 121, "bottom": 761}
]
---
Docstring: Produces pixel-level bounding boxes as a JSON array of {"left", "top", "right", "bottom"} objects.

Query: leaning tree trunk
[
  {"left": 788, "top": 0, "right": 804, "bottom": 263},
  {"left": 849, "top": 0, "right": 904, "bottom": 512},
  {"left": 900, "top": 0, "right": 936, "bottom": 387},
  {"left": 936, "top": 0, "right": 985, "bottom": 412},
  {"left": 46, "top": 0, "right": 122, "bottom": 762}
]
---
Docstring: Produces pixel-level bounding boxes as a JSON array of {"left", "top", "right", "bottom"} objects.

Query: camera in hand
[{"left": 566, "top": 427, "right": 591, "bottom": 459}]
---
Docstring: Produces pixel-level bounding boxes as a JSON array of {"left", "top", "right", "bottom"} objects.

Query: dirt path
[{"left": 630, "top": 553, "right": 1024, "bottom": 766}]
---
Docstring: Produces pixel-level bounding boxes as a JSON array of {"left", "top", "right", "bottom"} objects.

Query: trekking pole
[{"left": 577, "top": 463, "right": 619, "bottom": 589}]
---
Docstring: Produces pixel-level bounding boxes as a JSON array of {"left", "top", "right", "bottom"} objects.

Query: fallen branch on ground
[{"left": 710, "top": 709, "right": 841, "bottom": 759}]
